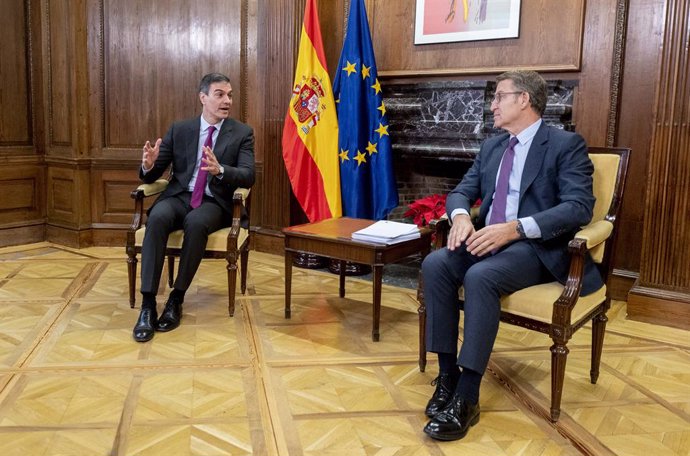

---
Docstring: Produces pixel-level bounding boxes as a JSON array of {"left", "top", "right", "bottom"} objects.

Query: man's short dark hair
[
  {"left": 199, "top": 73, "right": 231, "bottom": 95},
  {"left": 496, "top": 70, "right": 548, "bottom": 116}
]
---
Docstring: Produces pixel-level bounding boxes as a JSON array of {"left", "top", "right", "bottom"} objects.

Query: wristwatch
[
  {"left": 216, "top": 164, "right": 224, "bottom": 179},
  {"left": 515, "top": 220, "right": 526, "bottom": 239}
]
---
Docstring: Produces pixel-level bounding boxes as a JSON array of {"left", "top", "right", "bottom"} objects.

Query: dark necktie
[
  {"left": 190, "top": 125, "right": 216, "bottom": 209},
  {"left": 488, "top": 136, "right": 519, "bottom": 225}
]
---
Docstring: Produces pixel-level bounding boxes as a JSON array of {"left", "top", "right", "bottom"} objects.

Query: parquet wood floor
[{"left": 0, "top": 243, "right": 688, "bottom": 455}]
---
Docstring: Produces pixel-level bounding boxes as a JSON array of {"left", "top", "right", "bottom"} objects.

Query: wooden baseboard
[
  {"left": 0, "top": 223, "right": 45, "bottom": 247},
  {"left": 251, "top": 227, "right": 284, "bottom": 255},
  {"left": 45, "top": 225, "right": 93, "bottom": 248},
  {"left": 609, "top": 268, "right": 638, "bottom": 301},
  {"left": 91, "top": 228, "right": 127, "bottom": 246},
  {"left": 627, "top": 282, "right": 690, "bottom": 330}
]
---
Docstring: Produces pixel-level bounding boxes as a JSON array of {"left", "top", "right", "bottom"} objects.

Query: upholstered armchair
[
  {"left": 417, "top": 147, "right": 630, "bottom": 421},
  {"left": 125, "top": 179, "right": 251, "bottom": 317}
]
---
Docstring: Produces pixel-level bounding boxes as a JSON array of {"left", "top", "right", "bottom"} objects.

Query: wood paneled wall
[
  {"left": 1, "top": 0, "right": 688, "bottom": 318},
  {"left": 0, "top": 0, "right": 45, "bottom": 246},
  {"left": 627, "top": 0, "right": 690, "bottom": 328},
  {"left": 371, "top": 0, "right": 585, "bottom": 76}
]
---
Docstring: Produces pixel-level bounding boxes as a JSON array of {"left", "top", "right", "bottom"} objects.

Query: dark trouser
[
  {"left": 140, "top": 193, "right": 227, "bottom": 295},
  {"left": 422, "top": 241, "right": 551, "bottom": 374}
]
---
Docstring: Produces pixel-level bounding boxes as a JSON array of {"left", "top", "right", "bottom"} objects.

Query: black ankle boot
[{"left": 425, "top": 373, "right": 456, "bottom": 418}]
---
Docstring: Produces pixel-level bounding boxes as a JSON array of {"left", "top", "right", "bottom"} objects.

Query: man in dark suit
[
  {"left": 421, "top": 70, "right": 601, "bottom": 440},
  {"left": 132, "top": 72, "right": 255, "bottom": 343}
]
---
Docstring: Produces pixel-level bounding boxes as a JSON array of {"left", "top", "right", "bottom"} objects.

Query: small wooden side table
[{"left": 283, "top": 217, "right": 432, "bottom": 341}]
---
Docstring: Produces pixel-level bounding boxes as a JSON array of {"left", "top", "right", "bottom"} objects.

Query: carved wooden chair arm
[
  {"left": 227, "top": 187, "right": 251, "bottom": 250},
  {"left": 550, "top": 237, "right": 589, "bottom": 336},
  {"left": 429, "top": 215, "right": 450, "bottom": 250},
  {"left": 128, "top": 179, "right": 169, "bottom": 233}
]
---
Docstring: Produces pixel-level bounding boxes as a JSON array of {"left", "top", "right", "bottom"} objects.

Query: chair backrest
[{"left": 585, "top": 147, "right": 630, "bottom": 276}]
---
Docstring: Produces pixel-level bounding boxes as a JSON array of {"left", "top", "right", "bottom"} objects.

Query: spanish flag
[{"left": 282, "top": 0, "right": 341, "bottom": 222}]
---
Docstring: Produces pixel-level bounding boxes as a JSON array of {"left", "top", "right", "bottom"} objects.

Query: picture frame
[{"left": 414, "top": 0, "right": 521, "bottom": 45}]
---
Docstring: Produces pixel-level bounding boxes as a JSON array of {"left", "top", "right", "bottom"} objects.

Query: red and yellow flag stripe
[{"left": 282, "top": 0, "right": 341, "bottom": 222}]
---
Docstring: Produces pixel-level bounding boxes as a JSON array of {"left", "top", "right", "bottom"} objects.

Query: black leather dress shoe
[
  {"left": 423, "top": 394, "right": 480, "bottom": 441},
  {"left": 155, "top": 297, "right": 182, "bottom": 332},
  {"left": 425, "top": 373, "right": 455, "bottom": 418},
  {"left": 133, "top": 308, "right": 158, "bottom": 342}
]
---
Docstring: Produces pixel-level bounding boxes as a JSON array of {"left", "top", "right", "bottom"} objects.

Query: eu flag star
[
  {"left": 377, "top": 102, "right": 386, "bottom": 117},
  {"left": 366, "top": 141, "right": 378, "bottom": 155},
  {"left": 371, "top": 78, "right": 382, "bottom": 94},
  {"left": 361, "top": 65, "right": 371, "bottom": 79},
  {"left": 339, "top": 149, "right": 350, "bottom": 162},
  {"left": 343, "top": 61, "right": 357, "bottom": 76},
  {"left": 374, "top": 123, "right": 389, "bottom": 137},
  {"left": 354, "top": 150, "right": 367, "bottom": 166}
]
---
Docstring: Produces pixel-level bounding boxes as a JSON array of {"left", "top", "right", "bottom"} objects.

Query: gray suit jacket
[
  {"left": 141, "top": 116, "right": 255, "bottom": 221},
  {"left": 446, "top": 123, "right": 603, "bottom": 295}
]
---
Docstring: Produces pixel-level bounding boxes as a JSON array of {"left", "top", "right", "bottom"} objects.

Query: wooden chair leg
[
  {"left": 240, "top": 247, "right": 249, "bottom": 294},
  {"left": 227, "top": 256, "right": 238, "bottom": 317},
  {"left": 549, "top": 342, "right": 569, "bottom": 422},
  {"left": 417, "top": 273, "right": 427, "bottom": 372},
  {"left": 167, "top": 255, "right": 175, "bottom": 288},
  {"left": 127, "top": 251, "right": 138, "bottom": 308},
  {"left": 590, "top": 310, "right": 608, "bottom": 384}
]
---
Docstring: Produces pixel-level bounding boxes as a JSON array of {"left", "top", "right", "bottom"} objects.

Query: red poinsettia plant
[{"left": 403, "top": 193, "right": 448, "bottom": 227}]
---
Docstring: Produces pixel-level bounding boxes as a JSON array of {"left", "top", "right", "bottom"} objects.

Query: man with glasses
[{"left": 421, "top": 70, "right": 600, "bottom": 441}]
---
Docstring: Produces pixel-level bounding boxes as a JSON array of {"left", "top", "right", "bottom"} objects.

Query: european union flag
[{"left": 333, "top": 0, "right": 398, "bottom": 220}]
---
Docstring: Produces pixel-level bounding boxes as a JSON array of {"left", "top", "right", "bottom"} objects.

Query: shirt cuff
[
  {"left": 449, "top": 208, "right": 470, "bottom": 224},
  {"left": 519, "top": 216, "right": 542, "bottom": 239},
  {"left": 141, "top": 164, "right": 152, "bottom": 174}
]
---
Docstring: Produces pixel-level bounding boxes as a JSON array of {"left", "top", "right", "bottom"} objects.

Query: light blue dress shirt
[{"left": 451, "top": 118, "right": 543, "bottom": 239}]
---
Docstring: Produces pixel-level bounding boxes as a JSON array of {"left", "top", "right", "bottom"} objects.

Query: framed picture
[{"left": 414, "top": 0, "right": 521, "bottom": 45}]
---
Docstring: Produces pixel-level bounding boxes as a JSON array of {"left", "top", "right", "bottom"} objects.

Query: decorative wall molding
[{"left": 606, "top": 0, "right": 629, "bottom": 147}]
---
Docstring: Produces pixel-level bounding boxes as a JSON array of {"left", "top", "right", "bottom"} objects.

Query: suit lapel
[
  {"left": 186, "top": 118, "right": 202, "bottom": 173},
  {"left": 486, "top": 135, "right": 510, "bottom": 196},
  {"left": 213, "top": 119, "right": 234, "bottom": 163},
  {"left": 519, "top": 123, "right": 549, "bottom": 203}
]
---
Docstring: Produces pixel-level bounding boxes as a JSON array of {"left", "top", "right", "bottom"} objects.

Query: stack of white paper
[{"left": 351, "top": 220, "right": 421, "bottom": 244}]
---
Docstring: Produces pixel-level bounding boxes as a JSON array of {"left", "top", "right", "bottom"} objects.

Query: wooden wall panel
[
  {"left": 371, "top": 0, "right": 585, "bottom": 77},
  {"left": 100, "top": 0, "right": 243, "bottom": 151},
  {"left": 0, "top": 0, "right": 32, "bottom": 145},
  {"left": 628, "top": 0, "right": 690, "bottom": 329},
  {"left": 0, "top": 167, "right": 43, "bottom": 223},
  {"left": 257, "top": 0, "right": 303, "bottom": 237},
  {"left": 90, "top": 169, "right": 143, "bottom": 225},
  {"left": 46, "top": 0, "right": 74, "bottom": 148},
  {"left": 0, "top": 1, "right": 45, "bottom": 247},
  {"left": 612, "top": 0, "right": 665, "bottom": 279}
]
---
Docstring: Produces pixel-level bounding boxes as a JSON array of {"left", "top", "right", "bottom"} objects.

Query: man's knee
[
  {"left": 463, "top": 264, "right": 500, "bottom": 296},
  {"left": 422, "top": 249, "right": 448, "bottom": 279}
]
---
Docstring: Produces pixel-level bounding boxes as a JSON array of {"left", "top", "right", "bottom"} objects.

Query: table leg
[
  {"left": 285, "top": 250, "right": 292, "bottom": 319},
  {"left": 339, "top": 260, "right": 346, "bottom": 298},
  {"left": 372, "top": 264, "right": 382, "bottom": 341}
]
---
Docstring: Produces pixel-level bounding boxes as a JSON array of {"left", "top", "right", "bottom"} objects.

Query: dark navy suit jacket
[
  {"left": 141, "top": 116, "right": 255, "bottom": 222},
  {"left": 446, "top": 123, "right": 603, "bottom": 295}
]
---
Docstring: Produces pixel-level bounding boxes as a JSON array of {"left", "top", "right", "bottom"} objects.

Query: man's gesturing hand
[{"left": 142, "top": 138, "right": 162, "bottom": 171}]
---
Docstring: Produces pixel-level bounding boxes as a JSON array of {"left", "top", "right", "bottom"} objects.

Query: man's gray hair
[{"left": 496, "top": 70, "right": 548, "bottom": 116}]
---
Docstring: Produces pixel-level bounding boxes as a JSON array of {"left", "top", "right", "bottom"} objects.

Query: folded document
[{"left": 351, "top": 220, "right": 421, "bottom": 244}]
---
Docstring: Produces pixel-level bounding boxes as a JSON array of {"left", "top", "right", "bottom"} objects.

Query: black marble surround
[{"left": 384, "top": 79, "right": 577, "bottom": 220}]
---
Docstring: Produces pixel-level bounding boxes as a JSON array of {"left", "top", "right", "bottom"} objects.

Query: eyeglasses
[{"left": 491, "top": 91, "right": 523, "bottom": 104}]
